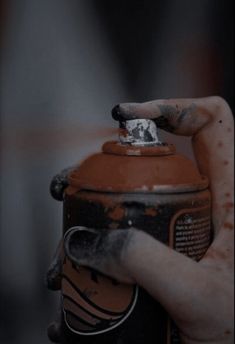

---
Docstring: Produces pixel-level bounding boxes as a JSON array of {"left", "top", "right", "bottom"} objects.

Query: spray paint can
[{"left": 50, "top": 119, "right": 212, "bottom": 343}]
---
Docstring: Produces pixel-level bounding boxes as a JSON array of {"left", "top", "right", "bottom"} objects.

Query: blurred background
[{"left": 0, "top": 0, "right": 234, "bottom": 343}]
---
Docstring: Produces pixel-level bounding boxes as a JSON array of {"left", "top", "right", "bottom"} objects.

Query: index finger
[
  {"left": 113, "top": 97, "right": 220, "bottom": 136},
  {"left": 113, "top": 97, "right": 234, "bottom": 238}
]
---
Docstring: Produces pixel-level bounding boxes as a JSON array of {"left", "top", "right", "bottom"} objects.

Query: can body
[{"left": 61, "top": 187, "right": 211, "bottom": 344}]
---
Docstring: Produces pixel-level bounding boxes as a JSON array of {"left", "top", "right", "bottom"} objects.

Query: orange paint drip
[
  {"left": 145, "top": 208, "right": 158, "bottom": 217},
  {"left": 108, "top": 206, "right": 125, "bottom": 221},
  {"left": 223, "top": 202, "right": 234, "bottom": 209},
  {"left": 223, "top": 222, "right": 234, "bottom": 230}
]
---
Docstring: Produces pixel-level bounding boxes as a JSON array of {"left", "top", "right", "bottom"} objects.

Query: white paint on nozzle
[{"left": 119, "top": 119, "right": 161, "bottom": 146}]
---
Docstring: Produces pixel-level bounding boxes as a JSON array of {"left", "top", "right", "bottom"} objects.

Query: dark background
[{"left": 0, "top": 1, "right": 234, "bottom": 343}]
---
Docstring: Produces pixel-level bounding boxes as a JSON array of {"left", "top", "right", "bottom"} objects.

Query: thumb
[
  {"left": 63, "top": 226, "right": 211, "bottom": 325},
  {"left": 64, "top": 226, "right": 135, "bottom": 284}
]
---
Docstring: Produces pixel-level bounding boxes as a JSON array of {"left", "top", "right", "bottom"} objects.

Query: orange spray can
[{"left": 50, "top": 119, "right": 212, "bottom": 343}]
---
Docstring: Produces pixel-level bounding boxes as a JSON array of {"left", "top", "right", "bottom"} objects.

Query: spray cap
[
  {"left": 67, "top": 118, "right": 209, "bottom": 193},
  {"left": 119, "top": 119, "right": 161, "bottom": 146}
]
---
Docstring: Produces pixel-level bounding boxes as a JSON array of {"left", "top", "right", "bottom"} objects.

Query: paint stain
[
  {"left": 145, "top": 208, "right": 158, "bottom": 217},
  {"left": 227, "top": 128, "right": 232, "bottom": 132},
  {"left": 223, "top": 160, "right": 229, "bottom": 165},
  {"left": 217, "top": 141, "right": 223, "bottom": 148},
  {"left": 224, "top": 330, "right": 231, "bottom": 335},
  {"left": 108, "top": 206, "right": 125, "bottom": 221},
  {"left": 219, "top": 120, "right": 223, "bottom": 123},
  {"left": 225, "top": 193, "right": 231, "bottom": 197},
  {"left": 223, "top": 202, "right": 234, "bottom": 210},
  {"left": 154, "top": 114, "right": 175, "bottom": 132},
  {"left": 223, "top": 222, "right": 234, "bottom": 230},
  {"left": 205, "top": 248, "right": 228, "bottom": 260}
]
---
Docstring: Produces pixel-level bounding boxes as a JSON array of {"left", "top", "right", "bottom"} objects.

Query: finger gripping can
[{"left": 51, "top": 119, "right": 211, "bottom": 344}]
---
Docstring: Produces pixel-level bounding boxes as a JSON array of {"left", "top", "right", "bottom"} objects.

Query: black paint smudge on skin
[
  {"left": 103, "top": 230, "right": 133, "bottom": 262},
  {"left": 156, "top": 105, "right": 178, "bottom": 132},
  {"left": 154, "top": 115, "right": 175, "bottom": 132},
  {"left": 176, "top": 103, "right": 196, "bottom": 126},
  {"left": 112, "top": 104, "right": 138, "bottom": 121},
  {"left": 158, "top": 105, "right": 178, "bottom": 120},
  {"left": 66, "top": 229, "right": 100, "bottom": 261},
  {"left": 64, "top": 228, "right": 133, "bottom": 270},
  {"left": 156, "top": 103, "right": 197, "bottom": 132},
  {"left": 177, "top": 107, "right": 189, "bottom": 125}
]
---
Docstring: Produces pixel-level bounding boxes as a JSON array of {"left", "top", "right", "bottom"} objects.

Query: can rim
[
  {"left": 102, "top": 141, "right": 176, "bottom": 156},
  {"left": 68, "top": 175, "right": 209, "bottom": 194}
]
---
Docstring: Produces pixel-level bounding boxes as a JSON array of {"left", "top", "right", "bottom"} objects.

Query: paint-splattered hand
[
  {"left": 65, "top": 97, "right": 234, "bottom": 344},
  {"left": 64, "top": 227, "right": 136, "bottom": 284}
]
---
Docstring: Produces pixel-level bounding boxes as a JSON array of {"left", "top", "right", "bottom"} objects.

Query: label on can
[
  {"left": 62, "top": 258, "right": 138, "bottom": 336},
  {"left": 167, "top": 206, "right": 211, "bottom": 343},
  {"left": 169, "top": 206, "right": 211, "bottom": 260}
]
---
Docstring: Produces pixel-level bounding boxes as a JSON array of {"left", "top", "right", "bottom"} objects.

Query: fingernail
[
  {"left": 112, "top": 104, "right": 124, "bottom": 121},
  {"left": 112, "top": 104, "right": 139, "bottom": 122}
]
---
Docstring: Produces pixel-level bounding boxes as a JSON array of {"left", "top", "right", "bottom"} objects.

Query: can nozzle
[{"left": 119, "top": 119, "right": 161, "bottom": 146}]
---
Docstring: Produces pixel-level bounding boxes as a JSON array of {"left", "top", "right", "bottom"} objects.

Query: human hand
[{"left": 64, "top": 97, "right": 234, "bottom": 344}]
